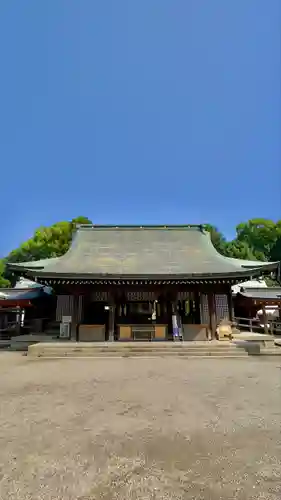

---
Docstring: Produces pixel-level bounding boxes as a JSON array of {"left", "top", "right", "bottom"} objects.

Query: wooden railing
[
  {"left": 234, "top": 316, "right": 281, "bottom": 334},
  {"left": 0, "top": 321, "right": 20, "bottom": 339},
  {"left": 0, "top": 317, "right": 52, "bottom": 339}
]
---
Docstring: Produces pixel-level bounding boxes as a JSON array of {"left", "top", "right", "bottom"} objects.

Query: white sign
[
  {"left": 60, "top": 322, "right": 71, "bottom": 339},
  {"left": 62, "top": 316, "right": 72, "bottom": 323}
]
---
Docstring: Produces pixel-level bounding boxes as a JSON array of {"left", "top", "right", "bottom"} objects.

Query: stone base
[
  {"left": 10, "top": 334, "right": 57, "bottom": 350},
  {"left": 28, "top": 341, "right": 249, "bottom": 358},
  {"left": 232, "top": 333, "right": 280, "bottom": 356},
  {"left": 232, "top": 332, "right": 274, "bottom": 344}
]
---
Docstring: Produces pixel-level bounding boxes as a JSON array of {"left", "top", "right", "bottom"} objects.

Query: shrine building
[{"left": 8, "top": 225, "right": 279, "bottom": 342}]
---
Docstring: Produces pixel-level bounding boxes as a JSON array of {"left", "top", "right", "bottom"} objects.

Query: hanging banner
[
  {"left": 172, "top": 314, "right": 179, "bottom": 337},
  {"left": 172, "top": 313, "right": 182, "bottom": 339}
]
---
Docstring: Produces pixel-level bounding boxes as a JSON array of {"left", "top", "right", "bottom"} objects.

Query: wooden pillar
[
  {"left": 60, "top": 294, "right": 82, "bottom": 341},
  {"left": 15, "top": 306, "right": 21, "bottom": 336},
  {"left": 108, "top": 304, "right": 116, "bottom": 342},
  {"left": 262, "top": 304, "right": 269, "bottom": 335},
  {"left": 227, "top": 292, "right": 234, "bottom": 322},
  {"left": 207, "top": 293, "right": 217, "bottom": 340},
  {"left": 194, "top": 291, "right": 201, "bottom": 324},
  {"left": 71, "top": 296, "right": 79, "bottom": 341},
  {"left": 171, "top": 301, "right": 177, "bottom": 315}
]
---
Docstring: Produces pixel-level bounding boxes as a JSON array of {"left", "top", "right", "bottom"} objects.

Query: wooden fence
[{"left": 234, "top": 316, "right": 281, "bottom": 335}]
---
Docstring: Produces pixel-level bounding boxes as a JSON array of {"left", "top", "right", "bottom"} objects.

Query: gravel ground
[{"left": 0, "top": 353, "right": 280, "bottom": 500}]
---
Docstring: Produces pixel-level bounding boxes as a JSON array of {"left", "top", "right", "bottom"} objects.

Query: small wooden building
[
  {"left": 0, "top": 286, "right": 53, "bottom": 338},
  {"left": 8, "top": 225, "right": 279, "bottom": 342},
  {"left": 235, "top": 287, "right": 281, "bottom": 334}
]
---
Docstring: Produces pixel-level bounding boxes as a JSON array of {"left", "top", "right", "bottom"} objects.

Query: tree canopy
[
  {"left": 0, "top": 259, "right": 10, "bottom": 288},
  {"left": 1, "top": 217, "right": 280, "bottom": 287},
  {"left": 207, "top": 219, "right": 281, "bottom": 263},
  {"left": 3, "top": 216, "right": 93, "bottom": 286}
]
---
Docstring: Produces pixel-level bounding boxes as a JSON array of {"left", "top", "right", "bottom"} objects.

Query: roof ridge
[{"left": 76, "top": 224, "right": 206, "bottom": 231}]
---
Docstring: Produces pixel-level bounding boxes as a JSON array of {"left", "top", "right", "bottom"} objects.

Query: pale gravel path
[{"left": 0, "top": 352, "right": 280, "bottom": 499}]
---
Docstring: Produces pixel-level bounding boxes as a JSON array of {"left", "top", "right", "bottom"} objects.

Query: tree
[
  {"left": 223, "top": 240, "right": 258, "bottom": 260},
  {"left": 4, "top": 216, "right": 93, "bottom": 283},
  {"left": 204, "top": 224, "right": 227, "bottom": 255},
  {"left": 236, "top": 219, "right": 281, "bottom": 261},
  {"left": 0, "top": 259, "right": 10, "bottom": 288},
  {"left": 205, "top": 220, "right": 281, "bottom": 262},
  {"left": 270, "top": 236, "right": 281, "bottom": 262},
  {"left": 7, "top": 216, "right": 93, "bottom": 264}
]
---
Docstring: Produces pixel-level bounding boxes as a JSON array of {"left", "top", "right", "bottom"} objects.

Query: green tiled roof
[
  {"left": 238, "top": 287, "right": 281, "bottom": 301},
  {"left": 8, "top": 225, "right": 279, "bottom": 279}
]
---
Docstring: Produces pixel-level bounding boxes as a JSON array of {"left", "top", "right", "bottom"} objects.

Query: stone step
[
  {"left": 28, "top": 345, "right": 244, "bottom": 353},
  {"left": 38, "top": 355, "right": 249, "bottom": 359},
  {"left": 71, "top": 344, "right": 241, "bottom": 350},
  {"left": 28, "top": 344, "right": 248, "bottom": 358},
  {"left": 30, "top": 347, "right": 246, "bottom": 354},
  {"left": 27, "top": 341, "right": 281, "bottom": 358},
  {"left": 260, "top": 348, "right": 281, "bottom": 356},
  {"left": 10, "top": 335, "right": 58, "bottom": 351},
  {"left": 30, "top": 351, "right": 248, "bottom": 359},
  {"left": 65, "top": 349, "right": 245, "bottom": 356},
  {"left": 0, "top": 340, "right": 10, "bottom": 349},
  {"left": 100, "top": 344, "right": 237, "bottom": 349}
]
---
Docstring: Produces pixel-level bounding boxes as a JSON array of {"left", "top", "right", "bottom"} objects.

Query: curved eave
[
  {"left": 243, "top": 261, "right": 279, "bottom": 272},
  {"left": 225, "top": 256, "right": 279, "bottom": 268},
  {"left": 0, "top": 289, "right": 50, "bottom": 301},
  {"left": 10, "top": 264, "right": 45, "bottom": 271},
  {"left": 0, "top": 299, "right": 33, "bottom": 307},
  {"left": 7, "top": 257, "right": 60, "bottom": 272},
  {"left": 24, "top": 266, "right": 276, "bottom": 281},
  {"left": 241, "top": 261, "right": 279, "bottom": 270},
  {"left": 7, "top": 256, "right": 279, "bottom": 280},
  {"left": 237, "top": 294, "right": 281, "bottom": 305}
]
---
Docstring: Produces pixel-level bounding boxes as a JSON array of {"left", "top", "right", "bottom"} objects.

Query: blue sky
[{"left": 0, "top": 1, "right": 280, "bottom": 256}]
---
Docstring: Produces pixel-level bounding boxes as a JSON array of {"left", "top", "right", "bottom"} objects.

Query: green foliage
[
  {"left": 223, "top": 240, "right": 259, "bottom": 260},
  {"left": 270, "top": 236, "right": 281, "bottom": 262},
  {"left": 7, "top": 216, "right": 92, "bottom": 264},
  {"left": 265, "top": 275, "right": 279, "bottom": 287},
  {"left": 3, "top": 216, "right": 92, "bottom": 284},
  {"left": 205, "top": 219, "right": 281, "bottom": 263},
  {"left": 0, "top": 259, "right": 10, "bottom": 288},
  {"left": 236, "top": 219, "right": 281, "bottom": 260},
  {"left": 204, "top": 224, "right": 226, "bottom": 254}
]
